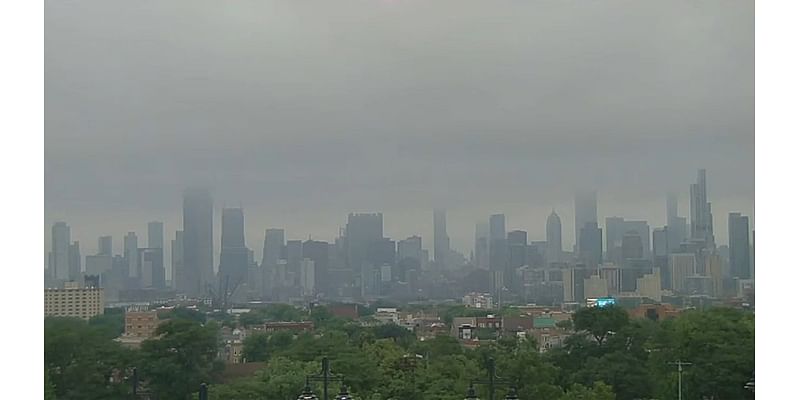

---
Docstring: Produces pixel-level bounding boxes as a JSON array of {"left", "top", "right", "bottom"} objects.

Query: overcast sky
[{"left": 45, "top": 0, "right": 753, "bottom": 267}]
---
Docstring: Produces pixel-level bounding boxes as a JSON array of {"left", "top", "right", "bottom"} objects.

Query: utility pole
[{"left": 669, "top": 360, "right": 692, "bottom": 400}]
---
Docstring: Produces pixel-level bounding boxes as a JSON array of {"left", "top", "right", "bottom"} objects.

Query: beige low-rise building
[{"left": 44, "top": 282, "right": 104, "bottom": 320}]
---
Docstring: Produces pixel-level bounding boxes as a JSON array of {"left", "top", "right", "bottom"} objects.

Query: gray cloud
[{"left": 45, "top": 0, "right": 753, "bottom": 264}]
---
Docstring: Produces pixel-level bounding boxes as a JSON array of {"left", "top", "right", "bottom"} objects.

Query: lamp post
[
  {"left": 464, "top": 358, "right": 518, "bottom": 400},
  {"left": 199, "top": 383, "right": 208, "bottom": 400},
  {"left": 300, "top": 357, "right": 344, "bottom": 400},
  {"left": 668, "top": 360, "right": 692, "bottom": 400}
]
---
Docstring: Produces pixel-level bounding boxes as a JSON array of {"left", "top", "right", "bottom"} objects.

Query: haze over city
[{"left": 45, "top": 0, "right": 753, "bottom": 262}]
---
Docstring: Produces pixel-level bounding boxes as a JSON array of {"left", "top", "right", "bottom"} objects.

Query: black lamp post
[
  {"left": 464, "top": 358, "right": 519, "bottom": 400},
  {"left": 334, "top": 385, "right": 353, "bottom": 400},
  {"left": 300, "top": 357, "right": 344, "bottom": 400},
  {"left": 297, "top": 379, "right": 320, "bottom": 400},
  {"left": 199, "top": 383, "right": 208, "bottom": 400}
]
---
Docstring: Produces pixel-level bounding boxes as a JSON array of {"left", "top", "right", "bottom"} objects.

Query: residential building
[{"left": 44, "top": 282, "right": 104, "bottom": 320}]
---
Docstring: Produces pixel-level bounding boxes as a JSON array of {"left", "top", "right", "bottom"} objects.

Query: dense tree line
[{"left": 44, "top": 305, "right": 754, "bottom": 400}]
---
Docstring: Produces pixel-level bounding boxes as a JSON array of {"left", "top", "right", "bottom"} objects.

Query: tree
[
  {"left": 560, "top": 382, "right": 616, "bottom": 400},
  {"left": 45, "top": 317, "right": 135, "bottom": 399},
  {"left": 88, "top": 307, "right": 125, "bottom": 339},
  {"left": 572, "top": 306, "right": 629, "bottom": 346},
  {"left": 243, "top": 332, "right": 270, "bottom": 362},
  {"left": 139, "top": 319, "right": 221, "bottom": 399}
]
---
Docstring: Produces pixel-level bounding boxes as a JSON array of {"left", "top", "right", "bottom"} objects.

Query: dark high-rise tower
[
  {"left": 262, "top": 229, "right": 285, "bottom": 268},
  {"left": 578, "top": 222, "right": 603, "bottom": 269},
  {"left": 181, "top": 188, "right": 213, "bottom": 296},
  {"left": 690, "top": 169, "right": 715, "bottom": 248},
  {"left": 98, "top": 235, "right": 112, "bottom": 256},
  {"left": 546, "top": 210, "right": 563, "bottom": 264},
  {"left": 51, "top": 222, "right": 71, "bottom": 281},
  {"left": 575, "top": 191, "right": 598, "bottom": 252},
  {"left": 219, "top": 208, "right": 248, "bottom": 288},
  {"left": 433, "top": 209, "right": 450, "bottom": 270},
  {"left": 345, "top": 213, "right": 383, "bottom": 272},
  {"left": 728, "top": 213, "right": 751, "bottom": 279}
]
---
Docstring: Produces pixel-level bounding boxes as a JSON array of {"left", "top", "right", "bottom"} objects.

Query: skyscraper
[
  {"left": 171, "top": 231, "right": 183, "bottom": 289},
  {"left": 148, "top": 221, "right": 164, "bottom": 249},
  {"left": 51, "top": 222, "right": 71, "bottom": 281},
  {"left": 489, "top": 214, "right": 507, "bottom": 269},
  {"left": 262, "top": 229, "right": 285, "bottom": 268},
  {"left": 345, "top": 213, "right": 383, "bottom": 272},
  {"left": 68, "top": 241, "right": 81, "bottom": 281},
  {"left": 474, "top": 222, "right": 489, "bottom": 269},
  {"left": 728, "top": 213, "right": 751, "bottom": 279},
  {"left": 507, "top": 230, "right": 528, "bottom": 270},
  {"left": 181, "top": 188, "right": 213, "bottom": 296},
  {"left": 605, "top": 217, "right": 651, "bottom": 264},
  {"left": 578, "top": 222, "right": 602, "bottom": 269},
  {"left": 139, "top": 247, "right": 165, "bottom": 288},
  {"left": 98, "top": 235, "right": 112, "bottom": 256},
  {"left": 574, "top": 191, "right": 598, "bottom": 252},
  {"left": 124, "top": 232, "right": 138, "bottom": 278},
  {"left": 690, "top": 169, "right": 715, "bottom": 248},
  {"left": 219, "top": 208, "right": 249, "bottom": 288},
  {"left": 546, "top": 210, "right": 563, "bottom": 265},
  {"left": 433, "top": 209, "right": 450, "bottom": 270},
  {"left": 302, "top": 240, "right": 329, "bottom": 295}
]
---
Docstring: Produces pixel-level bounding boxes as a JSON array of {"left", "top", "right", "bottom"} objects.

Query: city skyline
[
  {"left": 45, "top": 0, "right": 754, "bottom": 259},
  {"left": 44, "top": 185, "right": 754, "bottom": 268}
]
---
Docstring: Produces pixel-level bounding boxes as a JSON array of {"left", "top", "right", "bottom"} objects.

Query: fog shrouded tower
[
  {"left": 546, "top": 210, "right": 563, "bottom": 264},
  {"left": 181, "top": 188, "right": 214, "bottom": 297},
  {"left": 433, "top": 208, "right": 450, "bottom": 270},
  {"left": 219, "top": 208, "right": 248, "bottom": 288},
  {"left": 98, "top": 235, "right": 112, "bottom": 256},
  {"left": 728, "top": 213, "right": 751, "bottom": 279},
  {"left": 148, "top": 221, "right": 164, "bottom": 249},
  {"left": 68, "top": 241, "right": 81, "bottom": 281},
  {"left": 171, "top": 231, "right": 183, "bottom": 288},
  {"left": 575, "top": 191, "right": 598, "bottom": 252},
  {"left": 346, "top": 213, "right": 383, "bottom": 271},
  {"left": 51, "top": 222, "right": 71, "bottom": 281},
  {"left": 124, "top": 232, "right": 138, "bottom": 278},
  {"left": 690, "top": 169, "right": 715, "bottom": 248},
  {"left": 474, "top": 222, "right": 489, "bottom": 269},
  {"left": 489, "top": 214, "right": 507, "bottom": 271},
  {"left": 262, "top": 229, "right": 285, "bottom": 268}
]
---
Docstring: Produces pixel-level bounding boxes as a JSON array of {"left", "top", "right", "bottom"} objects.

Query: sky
[{"left": 44, "top": 0, "right": 754, "bottom": 268}]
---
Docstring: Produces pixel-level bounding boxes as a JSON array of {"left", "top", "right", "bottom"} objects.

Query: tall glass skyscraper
[{"left": 181, "top": 188, "right": 213, "bottom": 296}]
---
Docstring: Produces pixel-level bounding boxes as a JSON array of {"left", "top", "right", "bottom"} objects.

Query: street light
[
  {"left": 299, "top": 357, "right": 344, "bottom": 400},
  {"left": 464, "top": 384, "right": 479, "bottom": 400},
  {"left": 334, "top": 385, "right": 353, "bottom": 400},
  {"left": 465, "top": 358, "right": 517, "bottom": 400},
  {"left": 297, "top": 379, "right": 320, "bottom": 400}
]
